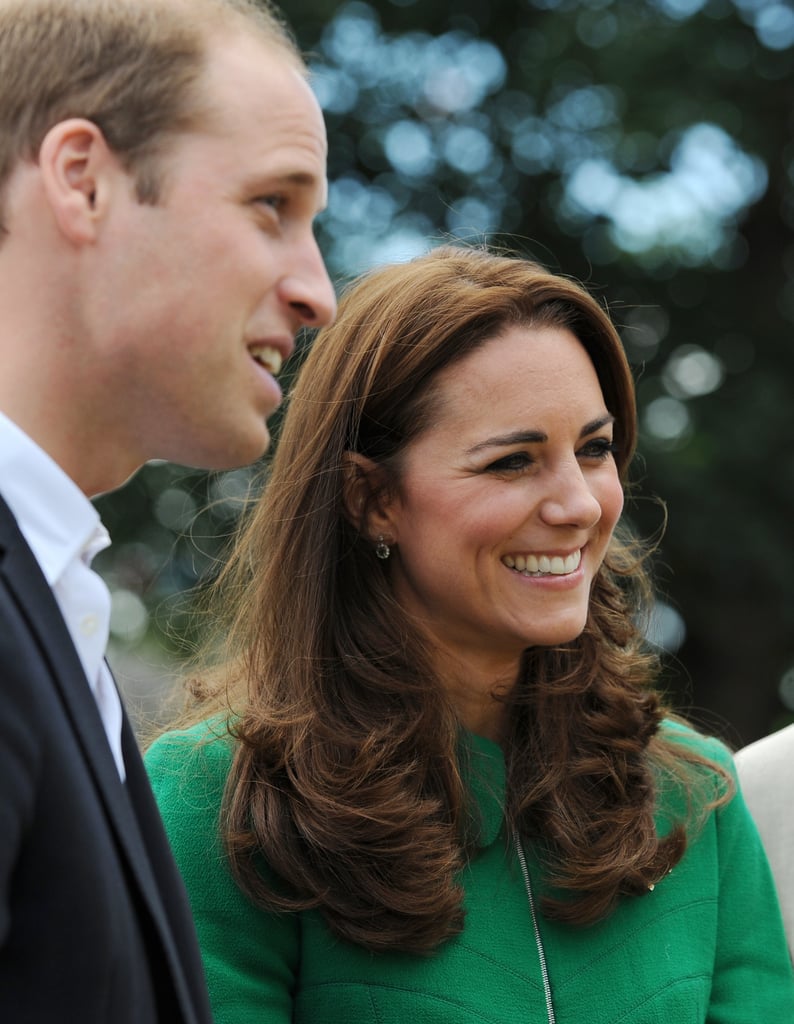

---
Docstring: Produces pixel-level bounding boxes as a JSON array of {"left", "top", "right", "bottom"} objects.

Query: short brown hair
[{"left": 0, "top": 0, "right": 302, "bottom": 215}]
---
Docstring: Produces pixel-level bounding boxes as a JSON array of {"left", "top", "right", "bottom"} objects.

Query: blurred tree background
[{"left": 97, "top": 0, "right": 794, "bottom": 747}]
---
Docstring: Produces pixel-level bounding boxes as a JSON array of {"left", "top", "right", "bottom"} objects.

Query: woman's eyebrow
[
  {"left": 465, "top": 430, "right": 547, "bottom": 455},
  {"left": 580, "top": 413, "right": 616, "bottom": 437},
  {"left": 465, "top": 414, "right": 615, "bottom": 457}
]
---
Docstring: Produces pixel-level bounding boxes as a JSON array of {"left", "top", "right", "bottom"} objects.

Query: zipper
[{"left": 513, "top": 828, "right": 557, "bottom": 1024}]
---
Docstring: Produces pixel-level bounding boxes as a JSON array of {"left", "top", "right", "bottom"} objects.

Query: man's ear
[
  {"left": 341, "top": 452, "right": 396, "bottom": 541},
  {"left": 38, "top": 119, "right": 118, "bottom": 244}
]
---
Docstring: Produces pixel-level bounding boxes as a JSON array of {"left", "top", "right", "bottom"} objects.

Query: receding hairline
[
  {"left": 0, "top": 0, "right": 306, "bottom": 66},
  {"left": 177, "top": 0, "right": 306, "bottom": 71},
  {"left": 0, "top": 0, "right": 309, "bottom": 219}
]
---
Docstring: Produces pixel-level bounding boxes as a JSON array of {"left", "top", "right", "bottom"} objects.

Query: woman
[{"left": 146, "top": 246, "right": 794, "bottom": 1023}]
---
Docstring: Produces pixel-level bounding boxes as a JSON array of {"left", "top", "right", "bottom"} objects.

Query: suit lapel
[
  {"left": 0, "top": 495, "right": 201, "bottom": 1017},
  {"left": 0, "top": 495, "right": 120, "bottom": 779}
]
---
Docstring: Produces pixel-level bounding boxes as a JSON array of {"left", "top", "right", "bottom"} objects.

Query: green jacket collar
[{"left": 461, "top": 731, "right": 506, "bottom": 848}]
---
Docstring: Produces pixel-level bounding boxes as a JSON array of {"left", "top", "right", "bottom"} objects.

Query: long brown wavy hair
[{"left": 188, "top": 245, "right": 728, "bottom": 954}]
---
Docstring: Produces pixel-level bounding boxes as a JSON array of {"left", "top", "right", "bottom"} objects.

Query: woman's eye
[
  {"left": 579, "top": 438, "right": 618, "bottom": 460},
  {"left": 487, "top": 452, "right": 533, "bottom": 474}
]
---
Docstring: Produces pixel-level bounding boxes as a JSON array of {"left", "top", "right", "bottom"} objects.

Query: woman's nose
[{"left": 538, "top": 464, "right": 603, "bottom": 529}]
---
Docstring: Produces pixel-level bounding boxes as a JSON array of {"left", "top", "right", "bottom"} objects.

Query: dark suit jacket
[{"left": 0, "top": 494, "right": 213, "bottom": 1023}]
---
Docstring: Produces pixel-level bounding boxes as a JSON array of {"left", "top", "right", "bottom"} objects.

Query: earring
[{"left": 375, "top": 535, "right": 390, "bottom": 560}]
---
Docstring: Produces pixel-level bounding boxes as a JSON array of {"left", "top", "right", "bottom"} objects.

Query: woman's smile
[
  {"left": 501, "top": 548, "right": 583, "bottom": 576},
  {"left": 375, "top": 323, "right": 624, "bottom": 690}
]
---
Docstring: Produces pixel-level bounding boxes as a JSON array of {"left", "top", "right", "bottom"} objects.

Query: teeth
[
  {"left": 250, "top": 345, "right": 283, "bottom": 376},
  {"left": 502, "top": 549, "right": 581, "bottom": 577}
]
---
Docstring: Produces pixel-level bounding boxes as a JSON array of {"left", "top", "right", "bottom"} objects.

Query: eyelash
[
  {"left": 256, "top": 194, "right": 287, "bottom": 215},
  {"left": 486, "top": 439, "right": 618, "bottom": 474},
  {"left": 580, "top": 438, "right": 619, "bottom": 460},
  {"left": 487, "top": 452, "right": 533, "bottom": 474}
]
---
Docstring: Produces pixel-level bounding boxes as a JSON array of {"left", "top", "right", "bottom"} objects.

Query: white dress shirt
[{"left": 0, "top": 411, "right": 125, "bottom": 779}]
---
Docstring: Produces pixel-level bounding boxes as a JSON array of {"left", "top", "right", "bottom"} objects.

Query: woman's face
[{"left": 379, "top": 323, "right": 625, "bottom": 684}]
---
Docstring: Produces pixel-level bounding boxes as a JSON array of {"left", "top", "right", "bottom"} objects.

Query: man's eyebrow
[
  {"left": 279, "top": 171, "right": 322, "bottom": 188},
  {"left": 246, "top": 171, "right": 328, "bottom": 210},
  {"left": 464, "top": 414, "right": 615, "bottom": 456},
  {"left": 242, "top": 170, "right": 325, "bottom": 196}
]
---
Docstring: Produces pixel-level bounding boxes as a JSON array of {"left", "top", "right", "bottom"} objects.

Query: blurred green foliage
[{"left": 97, "top": 0, "right": 794, "bottom": 745}]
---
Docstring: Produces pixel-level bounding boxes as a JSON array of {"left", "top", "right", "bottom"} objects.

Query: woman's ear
[{"left": 341, "top": 452, "right": 395, "bottom": 541}]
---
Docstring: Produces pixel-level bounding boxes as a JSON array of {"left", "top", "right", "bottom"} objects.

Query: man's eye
[{"left": 257, "top": 194, "right": 286, "bottom": 213}]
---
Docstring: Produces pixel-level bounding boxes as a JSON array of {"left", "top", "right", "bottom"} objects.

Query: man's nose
[{"left": 279, "top": 238, "right": 337, "bottom": 328}]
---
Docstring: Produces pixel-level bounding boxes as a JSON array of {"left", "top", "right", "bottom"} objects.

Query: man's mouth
[{"left": 249, "top": 344, "right": 283, "bottom": 375}]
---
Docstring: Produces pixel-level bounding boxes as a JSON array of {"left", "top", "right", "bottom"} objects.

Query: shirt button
[{"left": 80, "top": 613, "right": 99, "bottom": 636}]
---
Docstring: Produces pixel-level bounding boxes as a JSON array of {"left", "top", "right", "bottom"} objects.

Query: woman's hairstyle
[
  {"left": 193, "top": 245, "right": 728, "bottom": 953},
  {"left": 0, "top": 0, "right": 300, "bottom": 221}
]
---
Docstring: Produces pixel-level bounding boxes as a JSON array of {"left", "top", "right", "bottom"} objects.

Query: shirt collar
[{"left": 0, "top": 412, "right": 109, "bottom": 584}]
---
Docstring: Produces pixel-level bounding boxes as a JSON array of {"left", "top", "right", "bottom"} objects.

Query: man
[
  {"left": 735, "top": 723, "right": 794, "bottom": 959},
  {"left": 0, "top": 0, "right": 336, "bottom": 1019}
]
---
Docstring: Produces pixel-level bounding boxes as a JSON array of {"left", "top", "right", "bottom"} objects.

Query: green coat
[{"left": 146, "top": 720, "right": 794, "bottom": 1023}]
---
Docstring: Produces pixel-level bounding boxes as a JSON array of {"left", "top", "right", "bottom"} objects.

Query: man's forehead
[{"left": 198, "top": 38, "right": 323, "bottom": 138}]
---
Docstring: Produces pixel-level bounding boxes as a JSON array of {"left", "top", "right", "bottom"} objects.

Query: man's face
[{"left": 91, "top": 32, "right": 336, "bottom": 471}]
